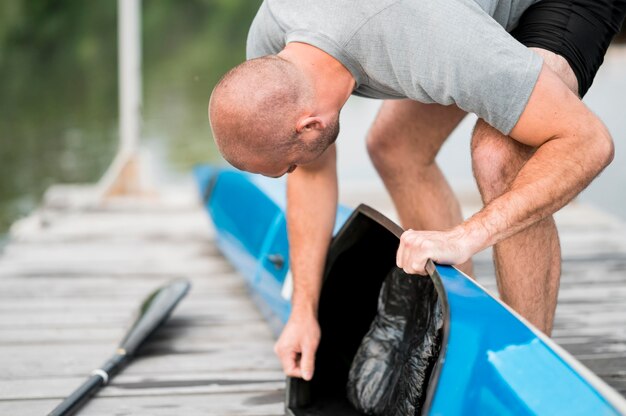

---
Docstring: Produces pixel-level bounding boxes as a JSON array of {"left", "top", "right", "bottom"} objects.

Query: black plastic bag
[{"left": 346, "top": 267, "right": 443, "bottom": 415}]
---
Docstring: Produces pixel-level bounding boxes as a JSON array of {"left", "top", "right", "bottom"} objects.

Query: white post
[
  {"left": 98, "top": 0, "right": 150, "bottom": 198},
  {"left": 118, "top": 0, "right": 141, "bottom": 155}
]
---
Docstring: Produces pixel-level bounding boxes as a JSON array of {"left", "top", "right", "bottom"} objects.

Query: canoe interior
[{"left": 286, "top": 206, "right": 444, "bottom": 415}]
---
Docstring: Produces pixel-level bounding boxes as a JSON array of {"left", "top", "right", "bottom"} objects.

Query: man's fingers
[
  {"left": 276, "top": 346, "right": 300, "bottom": 377},
  {"left": 274, "top": 313, "right": 321, "bottom": 380},
  {"left": 398, "top": 230, "right": 428, "bottom": 275},
  {"left": 275, "top": 346, "right": 313, "bottom": 379},
  {"left": 402, "top": 232, "right": 418, "bottom": 272},
  {"left": 300, "top": 345, "right": 316, "bottom": 381},
  {"left": 397, "top": 229, "right": 412, "bottom": 268}
]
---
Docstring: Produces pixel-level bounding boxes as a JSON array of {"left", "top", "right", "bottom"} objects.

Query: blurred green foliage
[
  {"left": 0, "top": 0, "right": 260, "bottom": 233},
  {"left": 142, "top": 0, "right": 260, "bottom": 171}
]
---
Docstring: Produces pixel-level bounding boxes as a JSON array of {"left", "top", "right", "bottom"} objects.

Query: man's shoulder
[
  {"left": 246, "top": 1, "right": 285, "bottom": 59},
  {"left": 258, "top": 0, "right": 404, "bottom": 45}
]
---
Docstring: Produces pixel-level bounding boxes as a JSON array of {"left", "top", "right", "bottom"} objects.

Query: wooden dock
[
  {"left": 0, "top": 184, "right": 285, "bottom": 415},
  {"left": 0, "top": 183, "right": 625, "bottom": 414}
]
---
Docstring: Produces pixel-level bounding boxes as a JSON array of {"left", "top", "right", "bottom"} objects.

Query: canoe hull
[{"left": 194, "top": 165, "right": 626, "bottom": 415}]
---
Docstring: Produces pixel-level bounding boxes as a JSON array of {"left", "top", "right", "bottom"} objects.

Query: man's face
[{"left": 246, "top": 116, "right": 340, "bottom": 178}]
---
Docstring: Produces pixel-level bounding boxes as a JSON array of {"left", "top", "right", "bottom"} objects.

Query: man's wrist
[
  {"left": 290, "top": 295, "right": 319, "bottom": 317},
  {"left": 451, "top": 220, "right": 490, "bottom": 258}
]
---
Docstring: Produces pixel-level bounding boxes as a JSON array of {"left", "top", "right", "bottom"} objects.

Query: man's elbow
[
  {"left": 569, "top": 113, "right": 615, "bottom": 180},
  {"left": 599, "top": 129, "right": 615, "bottom": 169},
  {"left": 588, "top": 117, "right": 615, "bottom": 173}
]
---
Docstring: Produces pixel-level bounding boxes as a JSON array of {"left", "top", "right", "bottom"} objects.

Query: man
[{"left": 209, "top": 0, "right": 626, "bottom": 382}]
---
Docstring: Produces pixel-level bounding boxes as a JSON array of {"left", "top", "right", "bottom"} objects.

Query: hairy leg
[
  {"left": 471, "top": 49, "right": 578, "bottom": 334},
  {"left": 367, "top": 100, "right": 472, "bottom": 275}
]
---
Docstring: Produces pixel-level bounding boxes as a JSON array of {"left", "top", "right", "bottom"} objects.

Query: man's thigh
[
  {"left": 511, "top": 0, "right": 626, "bottom": 97},
  {"left": 368, "top": 100, "right": 465, "bottom": 164}
]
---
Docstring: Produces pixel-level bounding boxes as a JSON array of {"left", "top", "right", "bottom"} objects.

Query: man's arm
[
  {"left": 274, "top": 144, "right": 338, "bottom": 380},
  {"left": 397, "top": 64, "right": 614, "bottom": 274}
]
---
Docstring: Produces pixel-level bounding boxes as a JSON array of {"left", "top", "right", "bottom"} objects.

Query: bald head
[{"left": 209, "top": 56, "right": 314, "bottom": 171}]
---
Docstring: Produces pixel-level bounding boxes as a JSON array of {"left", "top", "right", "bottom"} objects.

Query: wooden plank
[
  {"left": 10, "top": 210, "right": 214, "bottom": 243},
  {"left": 0, "top": 345, "right": 281, "bottom": 378},
  {"left": 1, "top": 242, "right": 221, "bottom": 261},
  {"left": 0, "top": 371, "right": 285, "bottom": 400},
  {"left": 0, "top": 390, "right": 285, "bottom": 415},
  {"left": 0, "top": 312, "right": 265, "bottom": 329},
  {"left": 0, "top": 273, "right": 246, "bottom": 296},
  {"left": 0, "top": 295, "right": 262, "bottom": 315},
  {"left": 0, "top": 259, "right": 232, "bottom": 278},
  {"left": 0, "top": 321, "right": 275, "bottom": 345}
]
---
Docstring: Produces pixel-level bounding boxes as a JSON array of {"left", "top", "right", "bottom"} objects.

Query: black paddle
[{"left": 49, "top": 279, "right": 192, "bottom": 416}]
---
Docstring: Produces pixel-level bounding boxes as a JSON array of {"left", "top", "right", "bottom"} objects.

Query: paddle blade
[{"left": 118, "top": 279, "right": 191, "bottom": 355}]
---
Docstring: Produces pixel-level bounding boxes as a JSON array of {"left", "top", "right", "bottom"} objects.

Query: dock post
[{"left": 98, "top": 0, "right": 153, "bottom": 198}]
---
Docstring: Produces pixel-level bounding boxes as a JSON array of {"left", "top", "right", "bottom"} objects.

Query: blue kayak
[{"left": 194, "top": 165, "right": 626, "bottom": 416}]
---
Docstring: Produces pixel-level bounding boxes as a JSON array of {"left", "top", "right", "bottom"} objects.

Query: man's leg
[
  {"left": 471, "top": 49, "right": 578, "bottom": 335},
  {"left": 366, "top": 100, "right": 473, "bottom": 275}
]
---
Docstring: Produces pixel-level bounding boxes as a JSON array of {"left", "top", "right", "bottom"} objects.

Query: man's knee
[
  {"left": 366, "top": 109, "right": 431, "bottom": 172},
  {"left": 471, "top": 120, "right": 534, "bottom": 202},
  {"left": 366, "top": 122, "right": 440, "bottom": 174},
  {"left": 366, "top": 120, "right": 394, "bottom": 166}
]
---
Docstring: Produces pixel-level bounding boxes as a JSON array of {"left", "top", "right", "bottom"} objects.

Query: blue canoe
[{"left": 194, "top": 165, "right": 626, "bottom": 416}]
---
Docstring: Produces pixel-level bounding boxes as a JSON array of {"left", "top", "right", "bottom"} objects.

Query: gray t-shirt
[{"left": 246, "top": 0, "right": 544, "bottom": 134}]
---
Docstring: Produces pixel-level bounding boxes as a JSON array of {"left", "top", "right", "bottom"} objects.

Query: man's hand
[
  {"left": 274, "top": 311, "right": 321, "bottom": 381},
  {"left": 276, "top": 145, "right": 336, "bottom": 381},
  {"left": 396, "top": 228, "right": 475, "bottom": 275}
]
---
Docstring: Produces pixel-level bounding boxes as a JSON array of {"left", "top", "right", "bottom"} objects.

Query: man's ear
[{"left": 296, "top": 116, "right": 326, "bottom": 133}]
